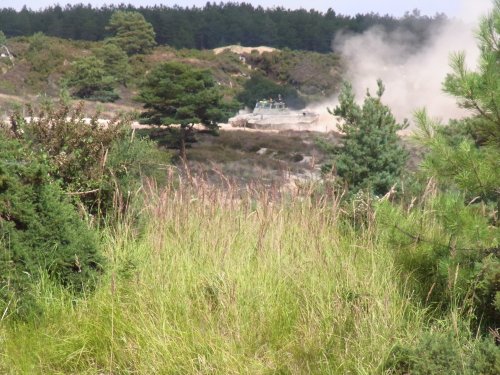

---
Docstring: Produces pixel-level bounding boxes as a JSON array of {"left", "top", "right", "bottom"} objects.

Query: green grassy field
[{"left": 1, "top": 177, "right": 492, "bottom": 374}]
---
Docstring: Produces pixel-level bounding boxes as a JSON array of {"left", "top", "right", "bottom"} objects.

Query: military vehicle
[{"left": 229, "top": 97, "right": 319, "bottom": 129}]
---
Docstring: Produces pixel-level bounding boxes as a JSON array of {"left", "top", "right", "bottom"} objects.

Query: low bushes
[
  {"left": 385, "top": 332, "right": 500, "bottom": 374},
  {"left": 0, "top": 133, "right": 102, "bottom": 318},
  {"left": 15, "top": 102, "right": 170, "bottom": 217},
  {"left": 236, "top": 72, "right": 306, "bottom": 109},
  {"left": 1, "top": 102, "right": 170, "bottom": 318},
  {"left": 377, "top": 193, "right": 499, "bottom": 330}
]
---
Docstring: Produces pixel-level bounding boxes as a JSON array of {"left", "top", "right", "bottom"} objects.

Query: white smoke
[
  {"left": 329, "top": 0, "right": 493, "bottom": 125},
  {"left": 459, "top": 0, "right": 492, "bottom": 22}
]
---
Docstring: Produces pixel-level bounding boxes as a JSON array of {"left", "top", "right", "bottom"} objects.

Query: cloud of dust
[{"left": 319, "top": 0, "right": 493, "bottom": 127}]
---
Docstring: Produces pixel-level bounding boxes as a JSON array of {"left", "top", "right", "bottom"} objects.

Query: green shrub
[
  {"left": 236, "top": 72, "right": 305, "bottom": 109},
  {"left": 0, "top": 133, "right": 102, "bottom": 318},
  {"left": 469, "top": 337, "right": 500, "bottom": 374},
  {"left": 415, "top": 111, "right": 500, "bottom": 207},
  {"left": 94, "top": 42, "right": 131, "bottom": 85},
  {"left": 474, "top": 255, "right": 500, "bottom": 327},
  {"left": 25, "top": 33, "right": 65, "bottom": 88},
  {"left": 11, "top": 102, "right": 170, "bottom": 218},
  {"left": 244, "top": 49, "right": 342, "bottom": 99},
  {"left": 385, "top": 332, "right": 464, "bottom": 374},
  {"left": 385, "top": 332, "right": 500, "bottom": 374},
  {"left": 104, "top": 132, "right": 171, "bottom": 213},
  {"left": 377, "top": 194, "right": 499, "bottom": 328},
  {"left": 66, "top": 56, "right": 119, "bottom": 102}
]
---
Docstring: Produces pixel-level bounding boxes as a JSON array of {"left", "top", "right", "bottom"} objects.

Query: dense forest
[{"left": 0, "top": 2, "right": 447, "bottom": 51}]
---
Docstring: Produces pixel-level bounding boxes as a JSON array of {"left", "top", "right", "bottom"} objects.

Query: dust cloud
[{"left": 326, "top": 0, "right": 492, "bottom": 126}]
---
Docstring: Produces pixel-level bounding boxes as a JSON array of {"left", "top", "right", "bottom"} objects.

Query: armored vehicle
[{"left": 229, "top": 98, "right": 319, "bottom": 129}]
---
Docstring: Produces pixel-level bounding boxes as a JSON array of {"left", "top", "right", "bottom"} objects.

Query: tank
[{"left": 229, "top": 98, "right": 319, "bottom": 129}]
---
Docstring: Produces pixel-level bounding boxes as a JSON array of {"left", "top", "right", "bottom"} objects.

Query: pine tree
[
  {"left": 412, "top": 1, "right": 500, "bottom": 326},
  {"left": 137, "top": 62, "right": 235, "bottom": 159},
  {"left": 106, "top": 11, "right": 156, "bottom": 56},
  {"left": 66, "top": 56, "right": 118, "bottom": 102},
  {"left": 94, "top": 42, "right": 131, "bottom": 85},
  {"left": 327, "top": 79, "right": 408, "bottom": 195},
  {"left": 415, "top": 0, "right": 499, "bottom": 209},
  {"left": 443, "top": 0, "right": 499, "bottom": 147}
]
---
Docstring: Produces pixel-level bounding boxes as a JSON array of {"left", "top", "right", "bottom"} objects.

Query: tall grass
[{"left": 0, "top": 177, "right": 481, "bottom": 374}]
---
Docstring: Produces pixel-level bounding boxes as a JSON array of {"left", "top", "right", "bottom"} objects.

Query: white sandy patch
[{"left": 213, "top": 45, "right": 276, "bottom": 55}]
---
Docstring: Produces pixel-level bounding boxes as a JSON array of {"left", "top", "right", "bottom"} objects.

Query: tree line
[{"left": 0, "top": 2, "right": 446, "bottom": 52}]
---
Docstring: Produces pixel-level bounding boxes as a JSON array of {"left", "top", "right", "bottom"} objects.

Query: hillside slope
[{"left": 0, "top": 36, "right": 343, "bottom": 117}]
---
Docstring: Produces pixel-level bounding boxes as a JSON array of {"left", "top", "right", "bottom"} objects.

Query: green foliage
[
  {"left": 0, "top": 181, "right": 430, "bottom": 373},
  {"left": 443, "top": 0, "right": 500, "bottom": 147},
  {"left": 386, "top": 332, "right": 465, "bottom": 374},
  {"left": 470, "top": 336, "right": 500, "bottom": 374},
  {"left": 0, "top": 4, "right": 446, "bottom": 52},
  {"left": 236, "top": 72, "right": 305, "bottom": 109},
  {"left": 66, "top": 55, "right": 118, "bottom": 102},
  {"left": 106, "top": 11, "right": 156, "bottom": 56},
  {"left": 0, "top": 30, "right": 6, "bottom": 45},
  {"left": 12, "top": 102, "right": 170, "bottom": 217},
  {"left": 245, "top": 49, "right": 342, "bottom": 99},
  {"left": 378, "top": 193, "right": 499, "bottom": 328},
  {"left": 137, "top": 61, "right": 236, "bottom": 158},
  {"left": 414, "top": 110, "right": 500, "bottom": 206},
  {"left": 0, "top": 133, "right": 102, "bottom": 318},
  {"left": 0, "top": 154, "right": 496, "bottom": 372},
  {"left": 94, "top": 42, "right": 131, "bottom": 85},
  {"left": 105, "top": 133, "right": 171, "bottom": 210},
  {"left": 415, "top": 2, "right": 499, "bottom": 216},
  {"left": 25, "top": 32, "right": 64, "bottom": 86},
  {"left": 385, "top": 332, "right": 500, "bottom": 374},
  {"left": 325, "top": 80, "right": 408, "bottom": 195},
  {"left": 475, "top": 255, "right": 500, "bottom": 326}
]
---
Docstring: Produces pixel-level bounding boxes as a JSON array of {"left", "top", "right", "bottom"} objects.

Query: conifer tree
[
  {"left": 415, "top": 0, "right": 499, "bottom": 209},
  {"left": 137, "top": 62, "right": 235, "bottom": 159},
  {"left": 94, "top": 42, "right": 131, "bottom": 85},
  {"left": 106, "top": 11, "right": 156, "bottom": 56},
  {"left": 443, "top": 0, "right": 499, "bottom": 147},
  {"left": 66, "top": 56, "right": 118, "bottom": 102},
  {"left": 327, "top": 80, "right": 408, "bottom": 195}
]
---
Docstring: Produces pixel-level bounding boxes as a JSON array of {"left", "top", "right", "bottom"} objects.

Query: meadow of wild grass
[
  {"left": 1, "top": 175, "right": 495, "bottom": 374},
  {"left": 1, "top": 2, "right": 499, "bottom": 372}
]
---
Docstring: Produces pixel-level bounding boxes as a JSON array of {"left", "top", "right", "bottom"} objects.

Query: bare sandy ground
[
  {"left": 0, "top": 94, "right": 413, "bottom": 136},
  {"left": 213, "top": 45, "right": 276, "bottom": 55}
]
